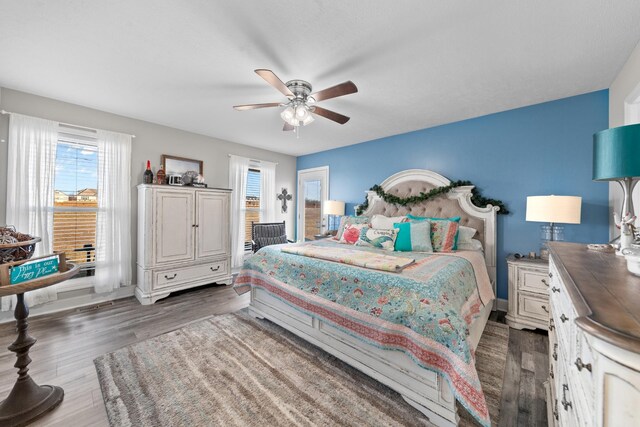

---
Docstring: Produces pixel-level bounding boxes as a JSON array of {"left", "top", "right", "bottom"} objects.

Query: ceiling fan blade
[
  {"left": 233, "top": 102, "right": 281, "bottom": 111},
  {"left": 312, "top": 106, "right": 350, "bottom": 124},
  {"left": 283, "top": 123, "right": 294, "bottom": 131},
  {"left": 311, "top": 81, "right": 358, "bottom": 102},
  {"left": 255, "top": 69, "right": 294, "bottom": 97}
]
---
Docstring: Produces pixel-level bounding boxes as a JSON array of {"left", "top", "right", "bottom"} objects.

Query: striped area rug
[{"left": 94, "top": 310, "right": 508, "bottom": 426}]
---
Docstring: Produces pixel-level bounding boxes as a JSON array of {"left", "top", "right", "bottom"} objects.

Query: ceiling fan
[{"left": 233, "top": 69, "right": 358, "bottom": 132}]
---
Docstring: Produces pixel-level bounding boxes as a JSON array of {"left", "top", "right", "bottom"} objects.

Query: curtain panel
[
  {"left": 95, "top": 130, "right": 132, "bottom": 293},
  {"left": 259, "top": 160, "right": 277, "bottom": 223},
  {"left": 2, "top": 113, "right": 59, "bottom": 311},
  {"left": 229, "top": 155, "right": 250, "bottom": 268}
]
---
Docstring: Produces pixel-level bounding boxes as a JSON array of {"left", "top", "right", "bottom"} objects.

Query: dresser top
[{"left": 549, "top": 241, "right": 640, "bottom": 353}]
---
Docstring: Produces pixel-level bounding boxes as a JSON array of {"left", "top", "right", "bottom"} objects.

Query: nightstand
[{"left": 505, "top": 255, "right": 550, "bottom": 331}]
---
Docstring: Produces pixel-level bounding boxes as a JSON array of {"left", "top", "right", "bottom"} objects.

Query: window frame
[
  {"left": 53, "top": 128, "right": 99, "bottom": 289},
  {"left": 244, "top": 166, "right": 262, "bottom": 252}
]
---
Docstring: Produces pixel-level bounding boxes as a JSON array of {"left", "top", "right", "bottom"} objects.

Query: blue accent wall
[{"left": 297, "top": 90, "right": 610, "bottom": 300}]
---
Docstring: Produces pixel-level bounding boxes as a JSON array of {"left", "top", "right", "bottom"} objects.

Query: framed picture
[{"left": 161, "top": 155, "right": 203, "bottom": 175}]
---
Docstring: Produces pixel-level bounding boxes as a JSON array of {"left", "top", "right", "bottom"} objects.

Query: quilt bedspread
[{"left": 234, "top": 240, "right": 495, "bottom": 426}]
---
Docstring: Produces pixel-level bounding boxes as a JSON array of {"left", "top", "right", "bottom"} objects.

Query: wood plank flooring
[{"left": 0, "top": 285, "right": 548, "bottom": 426}]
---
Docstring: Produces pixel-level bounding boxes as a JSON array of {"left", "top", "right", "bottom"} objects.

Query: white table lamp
[
  {"left": 323, "top": 200, "right": 345, "bottom": 234},
  {"left": 526, "top": 195, "right": 582, "bottom": 259}
]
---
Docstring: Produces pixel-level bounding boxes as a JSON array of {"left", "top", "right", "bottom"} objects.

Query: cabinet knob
[
  {"left": 164, "top": 273, "right": 177, "bottom": 280},
  {"left": 541, "top": 305, "right": 549, "bottom": 314},
  {"left": 553, "top": 343, "right": 558, "bottom": 361},
  {"left": 575, "top": 357, "right": 592, "bottom": 373},
  {"left": 561, "top": 384, "right": 572, "bottom": 411},
  {"left": 560, "top": 314, "right": 569, "bottom": 323},
  {"left": 549, "top": 318, "right": 555, "bottom": 331},
  {"left": 210, "top": 266, "right": 220, "bottom": 272},
  {"left": 550, "top": 364, "right": 554, "bottom": 379},
  {"left": 551, "top": 286, "right": 560, "bottom": 293}
]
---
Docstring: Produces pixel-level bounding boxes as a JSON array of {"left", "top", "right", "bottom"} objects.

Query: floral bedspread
[
  {"left": 234, "top": 240, "right": 495, "bottom": 426},
  {"left": 281, "top": 243, "right": 415, "bottom": 272}
]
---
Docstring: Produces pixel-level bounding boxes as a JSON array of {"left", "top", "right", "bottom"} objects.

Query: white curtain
[
  {"left": 2, "top": 114, "right": 59, "bottom": 311},
  {"left": 229, "top": 155, "right": 249, "bottom": 269},
  {"left": 259, "top": 161, "right": 277, "bottom": 223},
  {"left": 95, "top": 130, "right": 132, "bottom": 293}
]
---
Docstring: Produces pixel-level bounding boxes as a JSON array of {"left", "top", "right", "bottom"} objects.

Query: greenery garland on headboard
[{"left": 355, "top": 180, "right": 509, "bottom": 216}]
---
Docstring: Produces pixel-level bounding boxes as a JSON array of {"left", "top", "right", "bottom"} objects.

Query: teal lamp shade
[{"left": 593, "top": 123, "right": 640, "bottom": 180}]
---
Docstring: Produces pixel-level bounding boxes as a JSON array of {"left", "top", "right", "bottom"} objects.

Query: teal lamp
[{"left": 593, "top": 123, "right": 640, "bottom": 252}]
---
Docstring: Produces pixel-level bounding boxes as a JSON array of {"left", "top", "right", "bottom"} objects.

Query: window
[
  {"left": 52, "top": 129, "right": 98, "bottom": 277},
  {"left": 245, "top": 168, "right": 261, "bottom": 250}
]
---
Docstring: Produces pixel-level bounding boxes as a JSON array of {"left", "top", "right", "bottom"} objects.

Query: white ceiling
[{"left": 1, "top": 1, "right": 639, "bottom": 156}]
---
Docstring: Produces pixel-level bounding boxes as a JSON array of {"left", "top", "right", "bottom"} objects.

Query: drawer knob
[
  {"left": 553, "top": 343, "right": 558, "bottom": 361},
  {"left": 551, "top": 286, "right": 560, "bottom": 293},
  {"left": 560, "top": 314, "right": 569, "bottom": 323},
  {"left": 575, "top": 357, "right": 592, "bottom": 373},
  {"left": 550, "top": 365, "right": 554, "bottom": 379},
  {"left": 561, "top": 384, "right": 572, "bottom": 411},
  {"left": 210, "top": 266, "right": 220, "bottom": 272},
  {"left": 549, "top": 318, "right": 555, "bottom": 331},
  {"left": 541, "top": 278, "right": 549, "bottom": 286},
  {"left": 164, "top": 273, "right": 177, "bottom": 280},
  {"left": 541, "top": 305, "right": 549, "bottom": 314}
]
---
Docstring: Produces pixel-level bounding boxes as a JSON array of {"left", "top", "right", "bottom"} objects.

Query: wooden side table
[
  {"left": 505, "top": 254, "right": 550, "bottom": 331},
  {"left": 0, "top": 253, "right": 78, "bottom": 426}
]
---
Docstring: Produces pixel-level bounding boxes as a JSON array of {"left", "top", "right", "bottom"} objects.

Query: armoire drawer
[{"left": 153, "top": 260, "right": 228, "bottom": 290}]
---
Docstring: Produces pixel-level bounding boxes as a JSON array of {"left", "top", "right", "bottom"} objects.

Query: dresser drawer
[
  {"left": 518, "top": 267, "right": 549, "bottom": 293},
  {"left": 517, "top": 292, "right": 550, "bottom": 322},
  {"left": 153, "top": 259, "right": 228, "bottom": 290}
]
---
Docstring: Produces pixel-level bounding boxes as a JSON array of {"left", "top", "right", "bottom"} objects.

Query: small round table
[{"left": 0, "top": 254, "right": 78, "bottom": 426}]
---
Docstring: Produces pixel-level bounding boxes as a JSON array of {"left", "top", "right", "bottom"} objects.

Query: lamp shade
[
  {"left": 526, "top": 195, "right": 582, "bottom": 224},
  {"left": 593, "top": 123, "right": 640, "bottom": 181},
  {"left": 323, "top": 200, "right": 345, "bottom": 216}
]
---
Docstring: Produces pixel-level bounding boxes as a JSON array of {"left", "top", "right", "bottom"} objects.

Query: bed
[{"left": 234, "top": 169, "right": 499, "bottom": 427}]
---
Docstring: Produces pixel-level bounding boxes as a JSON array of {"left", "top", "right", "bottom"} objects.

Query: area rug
[{"left": 94, "top": 311, "right": 508, "bottom": 426}]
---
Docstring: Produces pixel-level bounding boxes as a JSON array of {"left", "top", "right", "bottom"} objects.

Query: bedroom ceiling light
[{"left": 234, "top": 69, "right": 356, "bottom": 136}]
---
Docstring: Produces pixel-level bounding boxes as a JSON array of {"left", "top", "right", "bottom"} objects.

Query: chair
[{"left": 251, "top": 221, "right": 293, "bottom": 253}]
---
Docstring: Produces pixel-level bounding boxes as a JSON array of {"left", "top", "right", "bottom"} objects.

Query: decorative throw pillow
[
  {"left": 430, "top": 220, "right": 459, "bottom": 252},
  {"left": 339, "top": 223, "right": 368, "bottom": 245},
  {"left": 336, "top": 216, "right": 370, "bottom": 240},
  {"left": 393, "top": 221, "right": 433, "bottom": 252},
  {"left": 407, "top": 214, "right": 462, "bottom": 249},
  {"left": 355, "top": 227, "right": 397, "bottom": 251},
  {"left": 457, "top": 226, "right": 477, "bottom": 245},
  {"left": 371, "top": 214, "right": 408, "bottom": 230}
]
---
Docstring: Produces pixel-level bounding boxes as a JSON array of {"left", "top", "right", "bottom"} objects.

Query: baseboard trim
[
  {"left": 496, "top": 298, "right": 508, "bottom": 312},
  {"left": 0, "top": 285, "right": 136, "bottom": 324}
]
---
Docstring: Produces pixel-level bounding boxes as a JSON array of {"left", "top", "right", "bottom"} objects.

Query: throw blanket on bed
[
  {"left": 234, "top": 241, "right": 495, "bottom": 426},
  {"left": 281, "top": 243, "right": 415, "bottom": 272}
]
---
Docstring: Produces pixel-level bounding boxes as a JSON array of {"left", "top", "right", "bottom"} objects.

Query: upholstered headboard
[{"left": 359, "top": 169, "right": 499, "bottom": 302}]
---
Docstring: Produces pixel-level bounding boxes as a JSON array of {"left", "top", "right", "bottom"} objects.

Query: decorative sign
[{"left": 10, "top": 256, "right": 59, "bottom": 285}]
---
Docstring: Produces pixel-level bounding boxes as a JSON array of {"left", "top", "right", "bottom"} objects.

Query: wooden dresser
[
  {"left": 547, "top": 242, "right": 640, "bottom": 426},
  {"left": 136, "top": 185, "right": 232, "bottom": 304}
]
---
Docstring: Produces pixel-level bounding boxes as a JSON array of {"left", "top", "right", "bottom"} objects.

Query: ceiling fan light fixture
[
  {"left": 295, "top": 104, "right": 309, "bottom": 120},
  {"left": 280, "top": 106, "right": 295, "bottom": 122},
  {"left": 301, "top": 113, "right": 314, "bottom": 126}
]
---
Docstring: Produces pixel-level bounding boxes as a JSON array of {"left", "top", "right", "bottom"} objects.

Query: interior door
[
  {"left": 297, "top": 167, "right": 329, "bottom": 242},
  {"left": 196, "top": 191, "right": 229, "bottom": 259},
  {"left": 155, "top": 189, "right": 194, "bottom": 264}
]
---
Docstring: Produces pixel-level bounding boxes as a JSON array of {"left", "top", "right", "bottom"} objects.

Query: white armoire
[{"left": 136, "top": 185, "right": 232, "bottom": 304}]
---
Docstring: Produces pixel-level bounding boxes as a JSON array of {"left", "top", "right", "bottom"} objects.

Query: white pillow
[
  {"left": 458, "top": 238, "right": 483, "bottom": 251},
  {"left": 458, "top": 225, "right": 477, "bottom": 244},
  {"left": 371, "top": 214, "right": 407, "bottom": 230}
]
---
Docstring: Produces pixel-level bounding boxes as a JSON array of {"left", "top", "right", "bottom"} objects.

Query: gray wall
[{"left": 0, "top": 87, "right": 297, "bottom": 284}]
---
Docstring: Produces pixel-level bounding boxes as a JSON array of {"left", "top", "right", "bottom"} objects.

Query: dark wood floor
[{"left": 0, "top": 285, "right": 548, "bottom": 426}]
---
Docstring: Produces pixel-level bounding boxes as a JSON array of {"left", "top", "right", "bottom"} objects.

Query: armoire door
[
  {"left": 196, "top": 192, "right": 229, "bottom": 259},
  {"left": 154, "top": 190, "right": 195, "bottom": 264}
]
